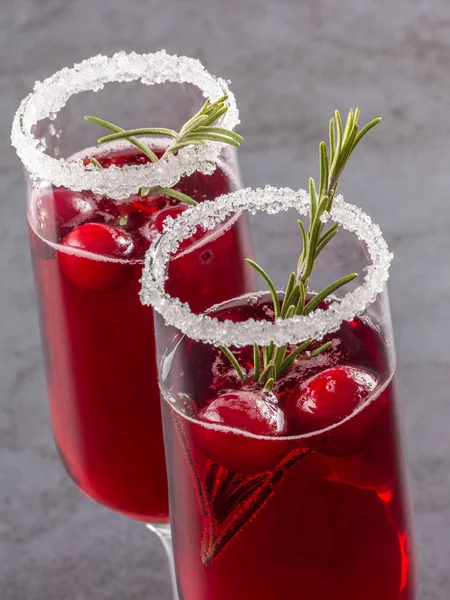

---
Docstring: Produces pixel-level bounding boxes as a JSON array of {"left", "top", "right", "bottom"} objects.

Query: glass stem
[{"left": 146, "top": 523, "right": 179, "bottom": 600}]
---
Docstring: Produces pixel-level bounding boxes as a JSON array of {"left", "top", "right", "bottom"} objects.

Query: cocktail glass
[
  {"left": 142, "top": 186, "right": 417, "bottom": 600},
  {"left": 11, "top": 51, "right": 253, "bottom": 598}
]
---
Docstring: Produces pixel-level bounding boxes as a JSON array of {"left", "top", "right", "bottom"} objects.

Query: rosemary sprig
[
  {"left": 221, "top": 108, "right": 381, "bottom": 387},
  {"left": 84, "top": 95, "right": 242, "bottom": 205},
  {"left": 85, "top": 116, "right": 159, "bottom": 163}
]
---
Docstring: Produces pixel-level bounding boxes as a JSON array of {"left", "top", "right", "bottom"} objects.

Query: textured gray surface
[{"left": 1, "top": 0, "right": 449, "bottom": 598}]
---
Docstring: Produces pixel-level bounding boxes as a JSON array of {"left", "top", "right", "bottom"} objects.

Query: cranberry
[
  {"left": 200, "top": 390, "right": 286, "bottom": 435},
  {"left": 59, "top": 223, "right": 135, "bottom": 292},
  {"left": 154, "top": 205, "right": 187, "bottom": 231},
  {"left": 141, "top": 205, "right": 187, "bottom": 244},
  {"left": 285, "top": 365, "right": 378, "bottom": 435},
  {"left": 34, "top": 188, "right": 94, "bottom": 240},
  {"left": 318, "top": 386, "right": 396, "bottom": 486},
  {"left": 195, "top": 390, "right": 289, "bottom": 473}
]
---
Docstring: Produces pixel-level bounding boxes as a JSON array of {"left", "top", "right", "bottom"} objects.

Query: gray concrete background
[{"left": 1, "top": 0, "right": 449, "bottom": 598}]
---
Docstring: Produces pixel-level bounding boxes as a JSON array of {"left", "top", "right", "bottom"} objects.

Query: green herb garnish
[
  {"left": 84, "top": 95, "right": 242, "bottom": 204},
  {"left": 223, "top": 108, "right": 381, "bottom": 390}
]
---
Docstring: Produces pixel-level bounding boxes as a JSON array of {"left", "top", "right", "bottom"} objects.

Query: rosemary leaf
[
  {"left": 282, "top": 273, "right": 296, "bottom": 311},
  {"left": 219, "top": 346, "right": 246, "bottom": 382},
  {"left": 258, "top": 361, "right": 276, "bottom": 385},
  {"left": 353, "top": 117, "right": 382, "bottom": 149},
  {"left": 263, "top": 342, "right": 275, "bottom": 367},
  {"left": 308, "top": 341, "right": 333, "bottom": 358},
  {"left": 97, "top": 127, "right": 178, "bottom": 142},
  {"left": 308, "top": 178, "right": 317, "bottom": 224},
  {"left": 253, "top": 344, "right": 261, "bottom": 380},
  {"left": 167, "top": 140, "right": 205, "bottom": 153},
  {"left": 273, "top": 344, "right": 288, "bottom": 371},
  {"left": 270, "top": 306, "right": 295, "bottom": 367},
  {"left": 196, "top": 126, "right": 243, "bottom": 143},
  {"left": 277, "top": 339, "right": 313, "bottom": 378},
  {"left": 329, "top": 117, "right": 336, "bottom": 164},
  {"left": 84, "top": 115, "right": 119, "bottom": 131},
  {"left": 181, "top": 132, "right": 241, "bottom": 146},
  {"left": 197, "top": 98, "right": 211, "bottom": 116},
  {"left": 319, "top": 141, "right": 329, "bottom": 199},
  {"left": 89, "top": 157, "right": 102, "bottom": 168},
  {"left": 339, "top": 124, "right": 359, "bottom": 167},
  {"left": 315, "top": 223, "right": 339, "bottom": 258},
  {"left": 149, "top": 187, "right": 198, "bottom": 206},
  {"left": 297, "top": 219, "right": 308, "bottom": 264},
  {"left": 281, "top": 283, "right": 300, "bottom": 318},
  {"left": 341, "top": 108, "right": 354, "bottom": 146},
  {"left": 201, "top": 106, "right": 228, "bottom": 126},
  {"left": 304, "top": 195, "right": 328, "bottom": 279},
  {"left": 296, "top": 281, "right": 306, "bottom": 315},
  {"left": 285, "top": 305, "right": 296, "bottom": 319},
  {"left": 335, "top": 110, "right": 343, "bottom": 152},
  {"left": 303, "top": 273, "right": 358, "bottom": 315},
  {"left": 245, "top": 259, "right": 281, "bottom": 318},
  {"left": 264, "top": 378, "right": 275, "bottom": 392},
  {"left": 205, "top": 94, "right": 228, "bottom": 110},
  {"left": 179, "top": 114, "right": 209, "bottom": 136}
]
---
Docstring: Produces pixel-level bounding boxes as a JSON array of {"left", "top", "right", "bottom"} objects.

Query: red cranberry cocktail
[
  {"left": 12, "top": 51, "right": 252, "bottom": 524},
  {"left": 142, "top": 179, "right": 417, "bottom": 599},
  {"left": 29, "top": 145, "right": 250, "bottom": 522}
]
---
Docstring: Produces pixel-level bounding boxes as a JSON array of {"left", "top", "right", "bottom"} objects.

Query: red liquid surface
[
  {"left": 162, "top": 295, "right": 416, "bottom": 599},
  {"left": 28, "top": 145, "right": 253, "bottom": 522}
]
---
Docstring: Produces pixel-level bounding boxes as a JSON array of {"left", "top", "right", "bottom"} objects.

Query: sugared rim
[
  {"left": 11, "top": 50, "right": 240, "bottom": 199},
  {"left": 140, "top": 186, "right": 393, "bottom": 347}
]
